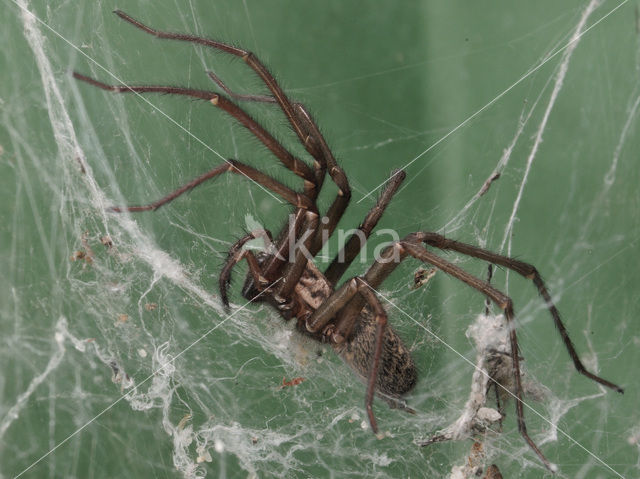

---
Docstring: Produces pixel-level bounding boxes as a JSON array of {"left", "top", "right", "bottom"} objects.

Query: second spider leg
[
  {"left": 324, "top": 169, "right": 406, "bottom": 284},
  {"left": 102, "top": 159, "right": 315, "bottom": 214},
  {"left": 416, "top": 232, "right": 623, "bottom": 394},
  {"left": 72, "top": 74, "right": 318, "bottom": 196},
  {"left": 305, "top": 277, "right": 388, "bottom": 434},
  {"left": 112, "top": 10, "right": 330, "bottom": 161}
]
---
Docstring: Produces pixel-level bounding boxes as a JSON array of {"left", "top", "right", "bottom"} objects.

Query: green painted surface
[{"left": 1, "top": 1, "right": 638, "bottom": 478}]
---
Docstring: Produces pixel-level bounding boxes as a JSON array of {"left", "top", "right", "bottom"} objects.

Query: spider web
[{"left": 1, "top": 1, "right": 639, "bottom": 478}]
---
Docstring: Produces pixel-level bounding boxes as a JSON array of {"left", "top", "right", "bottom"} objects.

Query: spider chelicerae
[{"left": 74, "top": 10, "right": 623, "bottom": 472}]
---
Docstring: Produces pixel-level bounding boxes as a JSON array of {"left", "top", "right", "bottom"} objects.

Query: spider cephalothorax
[{"left": 74, "top": 11, "right": 622, "bottom": 472}]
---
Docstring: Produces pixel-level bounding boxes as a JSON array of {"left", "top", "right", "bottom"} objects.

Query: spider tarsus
[
  {"left": 604, "top": 381, "right": 624, "bottom": 394},
  {"left": 367, "top": 405, "right": 378, "bottom": 435},
  {"left": 601, "top": 376, "right": 624, "bottom": 394},
  {"left": 113, "top": 10, "right": 137, "bottom": 26},
  {"left": 219, "top": 287, "right": 231, "bottom": 310},
  {"left": 592, "top": 375, "right": 624, "bottom": 394},
  {"left": 390, "top": 168, "right": 406, "bottom": 182},
  {"left": 219, "top": 272, "right": 232, "bottom": 308},
  {"left": 575, "top": 362, "right": 624, "bottom": 393}
]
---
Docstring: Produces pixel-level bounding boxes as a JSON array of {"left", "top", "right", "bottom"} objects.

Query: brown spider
[{"left": 74, "top": 11, "right": 623, "bottom": 472}]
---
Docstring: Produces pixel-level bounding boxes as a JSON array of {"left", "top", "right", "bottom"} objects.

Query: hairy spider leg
[
  {"left": 75, "top": 138, "right": 315, "bottom": 215},
  {"left": 414, "top": 232, "right": 624, "bottom": 394},
  {"left": 111, "top": 11, "right": 353, "bottom": 293},
  {"left": 111, "top": 10, "right": 312, "bottom": 150},
  {"left": 219, "top": 230, "right": 274, "bottom": 307},
  {"left": 324, "top": 169, "right": 407, "bottom": 285},
  {"left": 305, "top": 277, "right": 388, "bottom": 434},
  {"left": 203, "top": 72, "right": 328, "bottom": 192},
  {"left": 72, "top": 74, "right": 316, "bottom": 193},
  {"left": 72, "top": 73, "right": 323, "bottom": 297},
  {"left": 291, "top": 103, "right": 351, "bottom": 258},
  {"left": 207, "top": 70, "right": 276, "bottom": 104}
]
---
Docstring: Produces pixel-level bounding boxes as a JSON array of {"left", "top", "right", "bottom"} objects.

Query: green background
[{"left": 1, "top": 1, "right": 638, "bottom": 478}]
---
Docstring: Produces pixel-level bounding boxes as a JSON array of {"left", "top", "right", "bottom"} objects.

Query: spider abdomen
[{"left": 333, "top": 306, "right": 417, "bottom": 398}]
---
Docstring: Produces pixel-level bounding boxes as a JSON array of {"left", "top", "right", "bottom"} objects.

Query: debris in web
[{"left": 417, "top": 313, "right": 549, "bottom": 467}]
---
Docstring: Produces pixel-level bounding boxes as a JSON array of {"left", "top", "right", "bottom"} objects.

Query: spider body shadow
[{"left": 74, "top": 11, "right": 622, "bottom": 473}]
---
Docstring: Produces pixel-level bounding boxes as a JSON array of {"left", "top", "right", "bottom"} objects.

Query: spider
[{"left": 74, "top": 11, "right": 623, "bottom": 472}]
